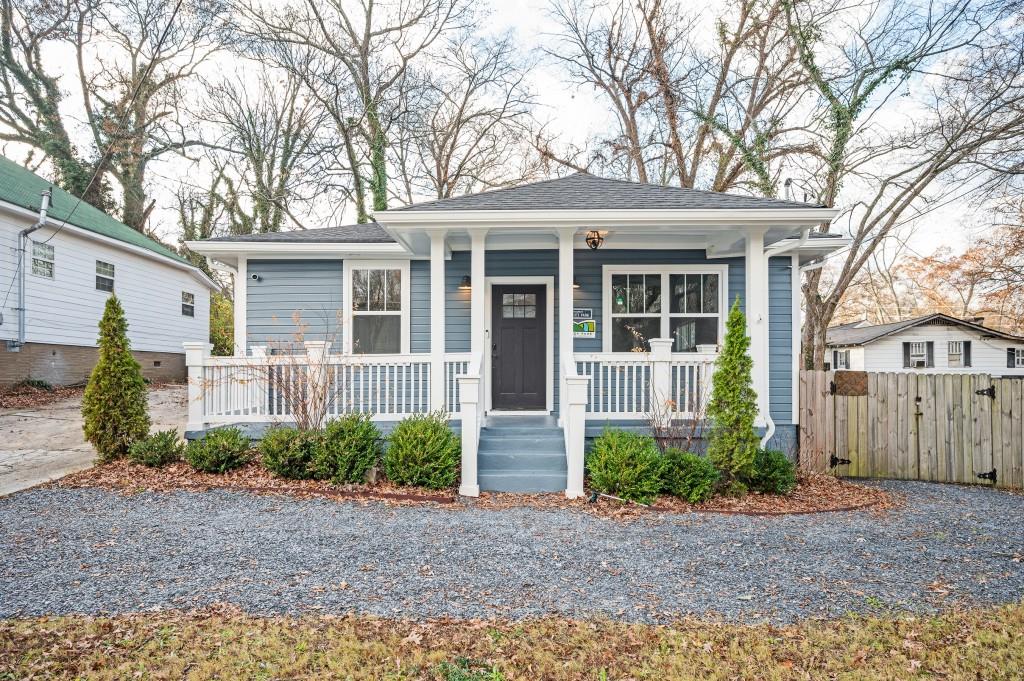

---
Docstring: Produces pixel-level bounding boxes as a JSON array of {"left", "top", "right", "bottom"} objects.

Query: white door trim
[{"left": 484, "top": 275, "right": 555, "bottom": 414}]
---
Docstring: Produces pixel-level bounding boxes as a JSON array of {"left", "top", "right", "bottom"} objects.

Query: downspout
[
  {"left": 13, "top": 188, "right": 52, "bottom": 350},
  {"left": 757, "top": 226, "right": 810, "bottom": 449}
]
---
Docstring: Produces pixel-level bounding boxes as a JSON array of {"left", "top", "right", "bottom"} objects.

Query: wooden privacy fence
[{"left": 799, "top": 370, "right": 1023, "bottom": 489}]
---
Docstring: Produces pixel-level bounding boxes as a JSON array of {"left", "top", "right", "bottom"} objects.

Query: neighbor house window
[
  {"left": 1015, "top": 348, "right": 1024, "bottom": 368},
  {"left": 833, "top": 349, "right": 850, "bottom": 370},
  {"left": 31, "top": 241, "right": 54, "bottom": 278},
  {"left": 909, "top": 342, "right": 927, "bottom": 368},
  {"left": 946, "top": 339, "right": 962, "bottom": 366},
  {"left": 95, "top": 260, "right": 114, "bottom": 291},
  {"left": 346, "top": 262, "right": 409, "bottom": 354},
  {"left": 605, "top": 266, "right": 725, "bottom": 353},
  {"left": 181, "top": 291, "right": 195, "bottom": 317}
]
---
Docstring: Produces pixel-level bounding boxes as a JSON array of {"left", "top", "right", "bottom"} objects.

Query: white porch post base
[
  {"left": 457, "top": 374, "right": 481, "bottom": 497},
  {"left": 183, "top": 342, "right": 212, "bottom": 432},
  {"left": 564, "top": 374, "right": 589, "bottom": 499}
]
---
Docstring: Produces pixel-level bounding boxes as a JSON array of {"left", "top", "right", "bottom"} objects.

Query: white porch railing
[
  {"left": 574, "top": 341, "right": 716, "bottom": 419},
  {"left": 184, "top": 342, "right": 474, "bottom": 430},
  {"left": 455, "top": 351, "right": 484, "bottom": 497}
]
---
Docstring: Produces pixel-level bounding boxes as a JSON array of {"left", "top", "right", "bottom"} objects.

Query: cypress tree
[
  {"left": 706, "top": 297, "right": 760, "bottom": 487},
  {"left": 82, "top": 295, "right": 150, "bottom": 461}
]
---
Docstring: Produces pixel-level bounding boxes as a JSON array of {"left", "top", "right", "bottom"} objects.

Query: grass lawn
[{"left": 1, "top": 605, "right": 1022, "bottom": 680}]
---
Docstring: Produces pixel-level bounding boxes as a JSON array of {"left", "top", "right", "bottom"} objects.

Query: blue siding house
[{"left": 186, "top": 173, "right": 845, "bottom": 497}]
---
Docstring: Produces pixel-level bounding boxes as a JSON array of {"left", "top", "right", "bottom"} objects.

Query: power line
[{"left": 1, "top": 0, "right": 184, "bottom": 318}]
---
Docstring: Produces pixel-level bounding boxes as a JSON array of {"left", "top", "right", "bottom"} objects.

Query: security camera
[{"left": 250, "top": 273, "right": 262, "bottom": 281}]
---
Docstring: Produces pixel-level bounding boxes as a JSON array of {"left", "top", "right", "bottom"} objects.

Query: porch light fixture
[
  {"left": 585, "top": 230, "right": 604, "bottom": 250},
  {"left": 458, "top": 275, "right": 472, "bottom": 290},
  {"left": 573, "top": 279, "right": 581, "bottom": 289}
]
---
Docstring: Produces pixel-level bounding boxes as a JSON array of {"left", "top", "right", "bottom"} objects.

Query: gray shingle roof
[
  {"left": 203, "top": 223, "right": 395, "bottom": 243},
  {"left": 389, "top": 172, "right": 826, "bottom": 212},
  {"left": 827, "top": 313, "right": 1024, "bottom": 346}
]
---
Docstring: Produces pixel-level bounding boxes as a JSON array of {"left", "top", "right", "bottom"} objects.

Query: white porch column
[
  {"left": 469, "top": 231, "right": 487, "bottom": 358},
  {"left": 234, "top": 256, "right": 247, "bottom": 356},
  {"left": 184, "top": 342, "right": 212, "bottom": 433},
  {"left": 457, "top": 372, "right": 481, "bottom": 497},
  {"left": 429, "top": 230, "right": 447, "bottom": 411},
  {"left": 557, "top": 227, "right": 575, "bottom": 420},
  {"left": 744, "top": 228, "right": 770, "bottom": 425}
]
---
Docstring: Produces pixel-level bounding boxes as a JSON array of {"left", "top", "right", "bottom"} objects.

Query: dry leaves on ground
[
  {"left": 56, "top": 460, "right": 895, "bottom": 519},
  {"left": 0, "top": 383, "right": 86, "bottom": 410}
]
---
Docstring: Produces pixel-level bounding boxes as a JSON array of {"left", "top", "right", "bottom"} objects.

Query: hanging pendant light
[{"left": 585, "top": 230, "right": 604, "bottom": 250}]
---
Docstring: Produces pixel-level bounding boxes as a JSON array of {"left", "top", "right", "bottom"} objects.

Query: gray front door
[{"left": 491, "top": 285, "right": 546, "bottom": 410}]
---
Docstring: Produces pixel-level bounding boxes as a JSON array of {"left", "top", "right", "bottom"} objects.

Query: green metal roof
[{"left": 0, "top": 154, "right": 190, "bottom": 265}]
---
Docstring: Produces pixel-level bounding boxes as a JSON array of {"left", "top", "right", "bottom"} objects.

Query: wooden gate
[{"left": 799, "top": 370, "right": 1023, "bottom": 489}]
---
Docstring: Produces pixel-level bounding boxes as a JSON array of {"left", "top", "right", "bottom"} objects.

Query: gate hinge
[
  {"left": 975, "top": 386, "right": 996, "bottom": 399},
  {"left": 977, "top": 468, "right": 997, "bottom": 484},
  {"left": 829, "top": 454, "right": 851, "bottom": 468}
]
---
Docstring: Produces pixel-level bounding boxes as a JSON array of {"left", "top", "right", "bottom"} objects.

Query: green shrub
[
  {"left": 82, "top": 295, "right": 150, "bottom": 462},
  {"left": 661, "top": 449, "right": 719, "bottom": 503},
  {"left": 260, "top": 427, "right": 321, "bottom": 479},
  {"left": 383, "top": 412, "right": 460, "bottom": 489},
  {"left": 313, "top": 414, "right": 381, "bottom": 483},
  {"left": 746, "top": 448, "right": 797, "bottom": 495},
  {"left": 185, "top": 427, "right": 250, "bottom": 473},
  {"left": 128, "top": 430, "right": 184, "bottom": 467},
  {"left": 586, "top": 429, "right": 666, "bottom": 504},
  {"left": 705, "top": 298, "right": 759, "bottom": 483},
  {"left": 22, "top": 378, "right": 52, "bottom": 391}
]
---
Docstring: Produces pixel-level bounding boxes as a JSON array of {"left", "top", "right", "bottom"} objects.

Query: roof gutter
[
  {"left": 10, "top": 188, "right": 52, "bottom": 350},
  {"left": 764, "top": 226, "right": 810, "bottom": 257}
]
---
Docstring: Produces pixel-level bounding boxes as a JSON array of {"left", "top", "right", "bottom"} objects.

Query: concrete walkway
[{"left": 0, "top": 386, "right": 187, "bottom": 496}]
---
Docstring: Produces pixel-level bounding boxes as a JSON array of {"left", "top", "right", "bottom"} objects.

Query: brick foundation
[{"left": 0, "top": 342, "right": 185, "bottom": 387}]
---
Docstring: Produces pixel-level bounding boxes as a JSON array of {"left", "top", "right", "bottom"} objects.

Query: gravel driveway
[{"left": 1, "top": 481, "right": 1021, "bottom": 623}]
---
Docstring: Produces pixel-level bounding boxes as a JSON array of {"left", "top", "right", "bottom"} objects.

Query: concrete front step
[
  {"left": 479, "top": 450, "right": 567, "bottom": 471},
  {"left": 478, "top": 435, "right": 564, "bottom": 452},
  {"left": 477, "top": 470, "right": 568, "bottom": 493}
]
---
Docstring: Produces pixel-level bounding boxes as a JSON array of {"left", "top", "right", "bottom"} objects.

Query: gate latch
[
  {"left": 977, "top": 468, "right": 997, "bottom": 484},
  {"left": 975, "top": 386, "right": 996, "bottom": 399},
  {"left": 829, "top": 454, "right": 851, "bottom": 468}
]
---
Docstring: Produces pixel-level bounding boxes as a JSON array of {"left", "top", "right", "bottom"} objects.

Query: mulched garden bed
[
  {"left": 0, "top": 383, "right": 86, "bottom": 410},
  {"left": 54, "top": 461, "right": 896, "bottom": 518}
]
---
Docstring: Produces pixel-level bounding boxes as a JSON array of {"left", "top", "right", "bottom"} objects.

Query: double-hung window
[
  {"left": 605, "top": 266, "right": 725, "bottom": 353},
  {"left": 833, "top": 349, "right": 850, "bottom": 370},
  {"left": 1014, "top": 348, "right": 1024, "bottom": 368},
  {"left": 909, "top": 342, "right": 927, "bottom": 368},
  {"left": 181, "top": 291, "right": 195, "bottom": 317},
  {"left": 95, "top": 260, "right": 115, "bottom": 292},
  {"left": 346, "top": 261, "right": 409, "bottom": 354},
  {"left": 31, "top": 241, "right": 54, "bottom": 278},
  {"left": 948, "top": 341, "right": 963, "bottom": 367}
]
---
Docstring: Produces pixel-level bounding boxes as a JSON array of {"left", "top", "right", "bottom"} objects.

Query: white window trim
[
  {"left": 834, "top": 349, "right": 850, "bottom": 370},
  {"left": 31, "top": 240, "right": 54, "bottom": 279},
  {"left": 342, "top": 259, "right": 411, "bottom": 355},
  {"left": 95, "top": 259, "right": 115, "bottom": 292},
  {"left": 1015, "top": 348, "right": 1024, "bottom": 368},
  {"left": 948, "top": 340, "right": 963, "bottom": 367},
  {"left": 601, "top": 264, "right": 728, "bottom": 353},
  {"left": 182, "top": 291, "right": 195, "bottom": 317}
]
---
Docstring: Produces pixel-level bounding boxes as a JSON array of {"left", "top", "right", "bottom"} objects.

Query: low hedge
[
  {"left": 128, "top": 430, "right": 184, "bottom": 468},
  {"left": 586, "top": 429, "right": 665, "bottom": 504},
  {"left": 746, "top": 448, "right": 797, "bottom": 495},
  {"left": 313, "top": 414, "right": 381, "bottom": 484},
  {"left": 661, "top": 449, "right": 719, "bottom": 503},
  {"left": 383, "top": 412, "right": 460, "bottom": 489},
  {"left": 185, "top": 427, "right": 250, "bottom": 473},
  {"left": 260, "top": 427, "right": 322, "bottom": 479}
]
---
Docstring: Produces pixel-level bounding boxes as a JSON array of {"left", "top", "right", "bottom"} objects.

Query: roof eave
[
  {"left": 375, "top": 207, "right": 840, "bottom": 229},
  {"left": 184, "top": 240, "right": 410, "bottom": 256}
]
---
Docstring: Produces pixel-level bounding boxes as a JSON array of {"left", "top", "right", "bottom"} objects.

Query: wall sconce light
[
  {"left": 585, "top": 230, "right": 604, "bottom": 250},
  {"left": 458, "top": 275, "right": 472, "bottom": 290},
  {"left": 572, "top": 279, "right": 581, "bottom": 289}
]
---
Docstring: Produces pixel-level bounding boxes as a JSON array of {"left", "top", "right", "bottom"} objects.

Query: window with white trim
[
  {"left": 95, "top": 260, "right": 114, "bottom": 292},
  {"left": 948, "top": 341, "right": 963, "bottom": 367},
  {"left": 347, "top": 263, "right": 408, "bottom": 354},
  {"left": 181, "top": 291, "right": 195, "bottom": 317},
  {"left": 1015, "top": 348, "right": 1024, "bottom": 368},
  {"left": 909, "top": 341, "right": 927, "bottom": 368},
  {"left": 605, "top": 266, "right": 725, "bottom": 353},
  {"left": 31, "top": 241, "right": 54, "bottom": 278},
  {"left": 833, "top": 349, "right": 850, "bottom": 370}
]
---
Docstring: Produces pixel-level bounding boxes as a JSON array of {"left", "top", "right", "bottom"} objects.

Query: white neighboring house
[
  {"left": 0, "top": 155, "right": 215, "bottom": 387},
  {"left": 826, "top": 313, "right": 1024, "bottom": 376}
]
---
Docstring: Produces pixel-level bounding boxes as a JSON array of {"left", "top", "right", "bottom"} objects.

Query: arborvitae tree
[
  {"left": 706, "top": 297, "right": 760, "bottom": 488},
  {"left": 82, "top": 295, "right": 150, "bottom": 461}
]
